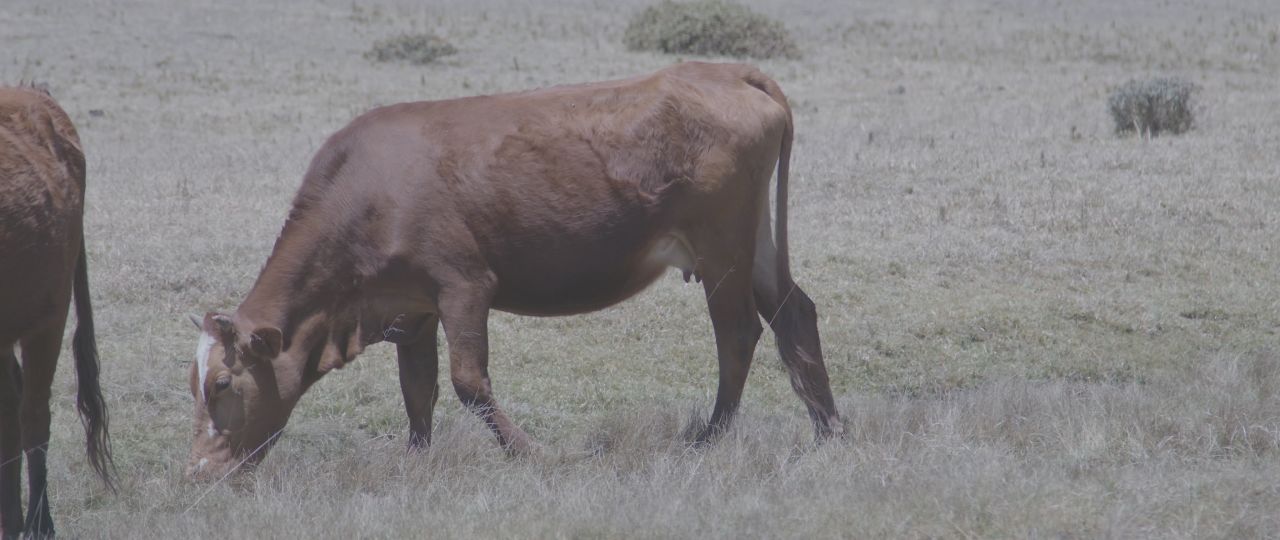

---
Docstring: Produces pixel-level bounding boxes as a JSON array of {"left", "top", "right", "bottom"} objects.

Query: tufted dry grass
[
  {"left": 365, "top": 33, "right": 457, "bottom": 65},
  {"left": 65, "top": 353, "right": 1280, "bottom": 537},
  {"left": 1108, "top": 76, "right": 1198, "bottom": 136},
  {"left": 623, "top": 0, "right": 800, "bottom": 59}
]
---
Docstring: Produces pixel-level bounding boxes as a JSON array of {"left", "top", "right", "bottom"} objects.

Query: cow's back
[{"left": 320, "top": 61, "right": 786, "bottom": 226}]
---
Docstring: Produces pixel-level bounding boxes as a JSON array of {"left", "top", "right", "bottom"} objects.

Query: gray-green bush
[
  {"left": 623, "top": 0, "right": 799, "bottom": 59},
  {"left": 1107, "top": 76, "right": 1197, "bottom": 136},
  {"left": 366, "top": 33, "right": 457, "bottom": 65}
]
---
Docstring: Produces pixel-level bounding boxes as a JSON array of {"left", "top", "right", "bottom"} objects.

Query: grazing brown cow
[
  {"left": 0, "top": 85, "right": 112, "bottom": 537},
  {"left": 186, "top": 62, "right": 841, "bottom": 480}
]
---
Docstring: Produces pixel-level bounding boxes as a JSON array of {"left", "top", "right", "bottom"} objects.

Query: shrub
[
  {"left": 1107, "top": 77, "right": 1198, "bottom": 137},
  {"left": 623, "top": 0, "right": 799, "bottom": 60},
  {"left": 365, "top": 33, "right": 457, "bottom": 65}
]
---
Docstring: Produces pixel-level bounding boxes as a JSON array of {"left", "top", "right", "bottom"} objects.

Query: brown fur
[
  {"left": 0, "top": 86, "right": 112, "bottom": 538},
  {"left": 186, "top": 63, "right": 841, "bottom": 480}
]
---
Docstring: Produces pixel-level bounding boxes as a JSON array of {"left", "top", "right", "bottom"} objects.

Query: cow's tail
[
  {"left": 774, "top": 91, "right": 794, "bottom": 293},
  {"left": 744, "top": 69, "right": 795, "bottom": 293},
  {"left": 48, "top": 101, "right": 115, "bottom": 491},
  {"left": 73, "top": 226, "right": 114, "bottom": 491}
]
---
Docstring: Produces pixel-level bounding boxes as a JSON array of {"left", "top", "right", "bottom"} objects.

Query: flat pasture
[{"left": 4, "top": 0, "right": 1280, "bottom": 536}]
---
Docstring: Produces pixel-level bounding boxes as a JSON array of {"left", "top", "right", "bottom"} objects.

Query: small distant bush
[
  {"left": 1107, "top": 77, "right": 1198, "bottom": 137},
  {"left": 623, "top": 0, "right": 799, "bottom": 60},
  {"left": 366, "top": 33, "right": 457, "bottom": 65}
]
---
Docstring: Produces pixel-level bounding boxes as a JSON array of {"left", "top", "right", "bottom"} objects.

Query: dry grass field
[{"left": 4, "top": 0, "right": 1280, "bottom": 537}]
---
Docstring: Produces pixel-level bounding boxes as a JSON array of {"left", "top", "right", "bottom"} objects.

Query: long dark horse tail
[{"left": 72, "top": 236, "right": 114, "bottom": 491}]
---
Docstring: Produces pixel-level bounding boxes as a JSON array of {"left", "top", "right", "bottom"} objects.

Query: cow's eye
[{"left": 214, "top": 375, "right": 231, "bottom": 392}]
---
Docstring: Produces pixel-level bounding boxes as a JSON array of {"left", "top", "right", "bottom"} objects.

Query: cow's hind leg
[
  {"left": 693, "top": 242, "right": 764, "bottom": 445},
  {"left": 437, "top": 285, "right": 532, "bottom": 454},
  {"left": 19, "top": 328, "right": 61, "bottom": 536},
  {"left": 395, "top": 315, "right": 441, "bottom": 450},
  {"left": 0, "top": 347, "right": 22, "bottom": 539},
  {"left": 752, "top": 217, "right": 843, "bottom": 439}
]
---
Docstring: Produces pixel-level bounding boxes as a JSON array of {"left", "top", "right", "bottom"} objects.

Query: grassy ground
[{"left": 4, "top": 0, "right": 1280, "bottom": 536}]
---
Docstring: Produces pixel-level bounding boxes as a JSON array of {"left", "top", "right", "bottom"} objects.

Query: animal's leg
[
  {"left": 19, "top": 328, "right": 61, "bottom": 536},
  {"left": 0, "top": 348, "right": 22, "bottom": 539},
  {"left": 695, "top": 253, "right": 764, "bottom": 444},
  {"left": 395, "top": 315, "right": 440, "bottom": 450},
  {"left": 752, "top": 216, "right": 843, "bottom": 439},
  {"left": 438, "top": 286, "right": 532, "bottom": 454}
]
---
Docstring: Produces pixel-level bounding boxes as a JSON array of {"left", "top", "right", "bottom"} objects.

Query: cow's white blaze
[
  {"left": 207, "top": 421, "right": 218, "bottom": 438},
  {"left": 195, "top": 331, "right": 216, "bottom": 402}
]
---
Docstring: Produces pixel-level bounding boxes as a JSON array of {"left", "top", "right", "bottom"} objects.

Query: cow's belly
[{"left": 489, "top": 232, "right": 695, "bottom": 317}]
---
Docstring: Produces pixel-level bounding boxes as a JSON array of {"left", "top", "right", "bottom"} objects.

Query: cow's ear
[
  {"left": 249, "top": 327, "right": 283, "bottom": 359},
  {"left": 206, "top": 312, "right": 236, "bottom": 342}
]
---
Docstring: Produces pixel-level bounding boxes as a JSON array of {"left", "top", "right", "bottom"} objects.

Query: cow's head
[{"left": 186, "top": 312, "right": 291, "bottom": 480}]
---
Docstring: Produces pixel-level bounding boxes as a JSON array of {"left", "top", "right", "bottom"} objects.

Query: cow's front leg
[
  {"left": 438, "top": 286, "right": 533, "bottom": 454},
  {"left": 395, "top": 315, "right": 440, "bottom": 450}
]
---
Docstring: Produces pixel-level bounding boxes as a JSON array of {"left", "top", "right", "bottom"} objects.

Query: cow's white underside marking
[
  {"left": 645, "top": 232, "right": 696, "bottom": 273},
  {"left": 196, "top": 331, "right": 216, "bottom": 403}
]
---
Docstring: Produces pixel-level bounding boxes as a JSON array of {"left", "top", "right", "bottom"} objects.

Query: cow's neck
[{"left": 234, "top": 217, "right": 382, "bottom": 389}]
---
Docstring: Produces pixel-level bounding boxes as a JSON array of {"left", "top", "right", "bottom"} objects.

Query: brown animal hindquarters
[{"left": 0, "top": 86, "right": 112, "bottom": 538}]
